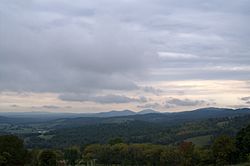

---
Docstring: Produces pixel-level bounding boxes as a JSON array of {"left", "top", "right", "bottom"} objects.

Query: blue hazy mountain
[
  {"left": 92, "top": 110, "right": 136, "bottom": 117},
  {"left": 0, "top": 107, "right": 249, "bottom": 125},
  {"left": 0, "top": 109, "right": 158, "bottom": 120}
]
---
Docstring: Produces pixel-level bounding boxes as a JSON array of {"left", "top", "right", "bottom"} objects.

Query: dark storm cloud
[
  {"left": 0, "top": 0, "right": 250, "bottom": 97},
  {"left": 59, "top": 94, "right": 147, "bottom": 104}
]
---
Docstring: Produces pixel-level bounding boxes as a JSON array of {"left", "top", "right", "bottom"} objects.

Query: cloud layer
[
  {"left": 59, "top": 94, "right": 147, "bottom": 104},
  {"left": 0, "top": 0, "right": 250, "bottom": 112}
]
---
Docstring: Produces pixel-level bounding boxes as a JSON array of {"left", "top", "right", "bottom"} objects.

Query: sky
[{"left": 0, "top": 0, "right": 250, "bottom": 113}]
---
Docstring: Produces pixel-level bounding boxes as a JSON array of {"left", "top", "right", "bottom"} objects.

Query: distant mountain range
[
  {"left": 91, "top": 109, "right": 159, "bottom": 117},
  {"left": 0, "top": 109, "right": 159, "bottom": 119},
  {"left": 0, "top": 107, "right": 249, "bottom": 125}
]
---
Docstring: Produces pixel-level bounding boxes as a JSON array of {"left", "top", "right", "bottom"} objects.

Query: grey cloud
[
  {"left": 139, "top": 98, "right": 215, "bottom": 109},
  {"left": 30, "top": 105, "right": 61, "bottom": 109},
  {"left": 42, "top": 105, "right": 60, "bottom": 109},
  {"left": 10, "top": 104, "right": 19, "bottom": 108},
  {"left": 137, "top": 103, "right": 161, "bottom": 109},
  {"left": 59, "top": 94, "right": 147, "bottom": 104},
  {"left": 0, "top": 25, "right": 143, "bottom": 92},
  {"left": 0, "top": 0, "right": 153, "bottom": 93},
  {"left": 241, "top": 96, "right": 250, "bottom": 101},
  {"left": 30, "top": 105, "right": 70, "bottom": 109},
  {"left": 228, "top": 104, "right": 250, "bottom": 108},
  {"left": 141, "top": 86, "right": 163, "bottom": 95},
  {"left": 149, "top": 66, "right": 250, "bottom": 81},
  {"left": 165, "top": 98, "right": 206, "bottom": 107},
  {"left": 0, "top": 0, "right": 249, "bottom": 95},
  {"left": 240, "top": 96, "right": 250, "bottom": 105}
]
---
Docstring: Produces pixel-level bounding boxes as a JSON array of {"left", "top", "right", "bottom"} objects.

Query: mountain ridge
[
  {"left": 28, "top": 107, "right": 250, "bottom": 128},
  {"left": 0, "top": 107, "right": 249, "bottom": 124}
]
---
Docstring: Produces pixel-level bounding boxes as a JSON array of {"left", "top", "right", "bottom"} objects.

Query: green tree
[
  {"left": 39, "top": 150, "right": 57, "bottom": 166},
  {"left": 236, "top": 124, "right": 250, "bottom": 161},
  {"left": 110, "top": 143, "right": 129, "bottom": 165},
  {"left": 28, "top": 149, "right": 42, "bottom": 166},
  {"left": 143, "top": 145, "right": 163, "bottom": 166},
  {"left": 127, "top": 144, "right": 146, "bottom": 165},
  {"left": 178, "top": 142, "right": 200, "bottom": 166},
  {"left": 0, "top": 152, "right": 11, "bottom": 166},
  {"left": 108, "top": 137, "right": 124, "bottom": 145},
  {"left": 160, "top": 147, "right": 180, "bottom": 166},
  {"left": 212, "top": 135, "right": 236, "bottom": 165},
  {"left": 0, "top": 135, "right": 28, "bottom": 166},
  {"left": 64, "top": 147, "right": 80, "bottom": 166},
  {"left": 196, "top": 148, "right": 213, "bottom": 166}
]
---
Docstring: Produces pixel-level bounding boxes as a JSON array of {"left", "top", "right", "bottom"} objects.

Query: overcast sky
[{"left": 0, "top": 0, "right": 250, "bottom": 112}]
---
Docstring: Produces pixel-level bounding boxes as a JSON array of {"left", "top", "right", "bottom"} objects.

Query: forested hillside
[
  {"left": 0, "top": 108, "right": 249, "bottom": 149},
  {"left": 1, "top": 123, "right": 250, "bottom": 165},
  {"left": 25, "top": 114, "right": 250, "bottom": 148}
]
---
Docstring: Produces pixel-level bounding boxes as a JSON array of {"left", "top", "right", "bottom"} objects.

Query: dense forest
[
  {"left": 24, "top": 114, "right": 250, "bottom": 148},
  {"left": 1, "top": 123, "right": 250, "bottom": 166}
]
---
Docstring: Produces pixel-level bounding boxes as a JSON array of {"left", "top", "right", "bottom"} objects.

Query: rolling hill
[{"left": 1, "top": 107, "right": 250, "bottom": 148}]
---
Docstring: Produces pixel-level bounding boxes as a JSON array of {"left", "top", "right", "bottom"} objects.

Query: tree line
[{"left": 1, "top": 124, "right": 250, "bottom": 166}]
